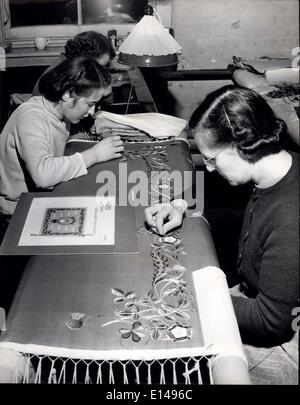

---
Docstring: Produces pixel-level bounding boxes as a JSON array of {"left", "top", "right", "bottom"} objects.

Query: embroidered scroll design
[
  {"left": 121, "top": 145, "right": 175, "bottom": 204},
  {"left": 87, "top": 126, "right": 174, "bottom": 143},
  {"left": 102, "top": 143, "right": 195, "bottom": 345},
  {"left": 120, "top": 145, "right": 169, "bottom": 165}
]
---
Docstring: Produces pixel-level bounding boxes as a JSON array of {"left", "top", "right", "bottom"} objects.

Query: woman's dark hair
[
  {"left": 64, "top": 31, "right": 115, "bottom": 60},
  {"left": 189, "top": 85, "right": 287, "bottom": 162},
  {"left": 39, "top": 56, "right": 112, "bottom": 102}
]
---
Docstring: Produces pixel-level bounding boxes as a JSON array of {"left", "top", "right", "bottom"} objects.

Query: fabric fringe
[{"left": 1, "top": 352, "right": 212, "bottom": 384}]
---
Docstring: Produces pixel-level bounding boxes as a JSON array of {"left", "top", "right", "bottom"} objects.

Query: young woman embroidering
[{"left": 0, "top": 56, "right": 124, "bottom": 216}]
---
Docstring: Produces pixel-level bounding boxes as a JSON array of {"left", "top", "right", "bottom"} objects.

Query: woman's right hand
[
  {"left": 144, "top": 201, "right": 186, "bottom": 235},
  {"left": 81, "top": 136, "right": 124, "bottom": 168},
  {"left": 92, "top": 136, "right": 124, "bottom": 162}
]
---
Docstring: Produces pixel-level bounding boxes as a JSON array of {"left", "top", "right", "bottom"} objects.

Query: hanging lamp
[{"left": 118, "top": 3, "right": 181, "bottom": 68}]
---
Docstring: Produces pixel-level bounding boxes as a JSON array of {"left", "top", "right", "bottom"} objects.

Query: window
[{"left": 0, "top": 0, "right": 172, "bottom": 47}]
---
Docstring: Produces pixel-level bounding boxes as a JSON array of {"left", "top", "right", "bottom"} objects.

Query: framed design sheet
[{"left": 19, "top": 196, "right": 115, "bottom": 246}]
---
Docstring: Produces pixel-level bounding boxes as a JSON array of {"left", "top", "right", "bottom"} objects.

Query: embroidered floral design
[
  {"left": 167, "top": 324, "right": 192, "bottom": 342},
  {"left": 66, "top": 312, "right": 89, "bottom": 330},
  {"left": 103, "top": 231, "right": 195, "bottom": 345},
  {"left": 102, "top": 144, "right": 194, "bottom": 345}
]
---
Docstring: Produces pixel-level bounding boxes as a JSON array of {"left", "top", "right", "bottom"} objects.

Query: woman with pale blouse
[{"left": 0, "top": 56, "right": 124, "bottom": 216}]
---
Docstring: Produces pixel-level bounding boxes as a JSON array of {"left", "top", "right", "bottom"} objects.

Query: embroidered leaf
[
  {"left": 163, "top": 287, "right": 178, "bottom": 296},
  {"left": 151, "top": 329, "right": 162, "bottom": 341},
  {"left": 178, "top": 299, "right": 189, "bottom": 308},
  {"left": 125, "top": 301, "right": 135, "bottom": 308},
  {"left": 174, "top": 310, "right": 190, "bottom": 319},
  {"left": 126, "top": 292, "right": 136, "bottom": 299},
  {"left": 162, "top": 304, "right": 175, "bottom": 311},
  {"left": 181, "top": 281, "right": 187, "bottom": 287},
  {"left": 151, "top": 297, "right": 160, "bottom": 304},
  {"left": 155, "top": 275, "right": 167, "bottom": 283},
  {"left": 120, "top": 331, "right": 132, "bottom": 339},
  {"left": 132, "top": 313, "right": 140, "bottom": 321},
  {"left": 147, "top": 290, "right": 155, "bottom": 299},
  {"left": 139, "top": 299, "right": 151, "bottom": 306},
  {"left": 119, "top": 328, "right": 131, "bottom": 335},
  {"left": 164, "top": 315, "right": 175, "bottom": 321},
  {"left": 118, "top": 311, "right": 133, "bottom": 318},
  {"left": 111, "top": 288, "right": 124, "bottom": 297},
  {"left": 132, "top": 321, "right": 142, "bottom": 329},
  {"left": 114, "top": 297, "right": 125, "bottom": 304},
  {"left": 134, "top": 331, "right": 145, "bottom": 338},
  {"left": 132, "top": 332, "right": 141, "bottom": 342}
]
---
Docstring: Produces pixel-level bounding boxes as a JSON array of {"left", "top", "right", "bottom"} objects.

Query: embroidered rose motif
[
  {"left": 167, "top": 324, "right": 192, "bottom": 342},
  {"left": 66, "top": 313, "right": 88, "bottom": 330}
]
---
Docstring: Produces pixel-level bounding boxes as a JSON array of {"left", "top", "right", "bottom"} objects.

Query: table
[{"left": 0, "top": 135, "right": 250, "bottom": 384}]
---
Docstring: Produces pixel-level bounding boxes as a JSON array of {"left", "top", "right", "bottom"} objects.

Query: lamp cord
[{"left": 125, "top": 66, "right": 138, "bottom": 115}]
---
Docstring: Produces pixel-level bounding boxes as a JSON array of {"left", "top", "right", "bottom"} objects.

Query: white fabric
[
  {"left": 192, "top": 266, "right": 247, "bottom": 362},
  {"left": 236, "top": 58, "right": 291, "bottom": 74},
  {"left": 0, "top": 341, "right": 219, "bottom": 362},
  {"left": 95, "top": 111, "right": 187, "bottom": 139},
  {"left": 265, "top": 68, "right": 299, "bottom": 85},
  {"left": 0, "top": 349, "right": 35, "bottom": 383},
  {"left": 192, "top": 266, "right": 250, "bottom": 383}
]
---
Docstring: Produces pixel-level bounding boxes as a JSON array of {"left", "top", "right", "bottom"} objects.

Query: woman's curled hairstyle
[
  {"left": 38, "top": 56, "right": 112, "bottom": 102},
  {"left": 190, "top": 85, "right": 287, "bottom": 162},
  {"left": 64, "top": 31, "right": 115, "bottom": 60}
]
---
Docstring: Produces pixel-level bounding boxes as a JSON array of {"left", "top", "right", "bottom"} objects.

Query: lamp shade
[{"left": 118, "top": 5, "right": 181, "bottom": 68}]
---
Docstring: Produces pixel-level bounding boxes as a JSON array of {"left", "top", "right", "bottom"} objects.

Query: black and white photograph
[{"left": 0, "top": 0, "right": 299, "bottom": 389}]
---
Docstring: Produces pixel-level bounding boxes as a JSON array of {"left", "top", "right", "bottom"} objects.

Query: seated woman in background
[
  {"left": 32, "top": 30, "right": 120, "bottom": 96},
  {"left": 0, "top": 56, "right": 124, "bottom": 216},
  {"left": 145, "top": 85, "right": 299, "bottom": 384}
]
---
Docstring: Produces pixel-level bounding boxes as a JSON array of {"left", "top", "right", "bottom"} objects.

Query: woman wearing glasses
[{"left": 145, "top": 85, "right": 299, "bottom": 384}]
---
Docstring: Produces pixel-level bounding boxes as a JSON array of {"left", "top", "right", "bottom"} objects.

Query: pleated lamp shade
[{"left": 118, "top": 5, "right": 181, "bottom": 68}]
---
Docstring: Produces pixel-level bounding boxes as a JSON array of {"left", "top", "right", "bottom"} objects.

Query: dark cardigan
[{"left": 232, "top": 152, "right": 299, "bottom": 347}]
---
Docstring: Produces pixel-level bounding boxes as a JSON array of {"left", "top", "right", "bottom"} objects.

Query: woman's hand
[
  {"left": 93, "top": 136, "right": 124, "bottom": 162},
  {"left": 144, "top": 200, "right": 187, "bottom": 235},
  {"left": 93, "top": 116, "right": 130, "bottom": 134},
  {"left": 81, "top": 136, "right": 124, "bottom": 168}
]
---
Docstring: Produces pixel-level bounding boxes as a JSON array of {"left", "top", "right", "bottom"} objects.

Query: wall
[
  {"left": 1, "top": 0, "right": 299, "bottom": 118},
  {"left": 169, "top": 0, "right": 299, "bottom": 119}
]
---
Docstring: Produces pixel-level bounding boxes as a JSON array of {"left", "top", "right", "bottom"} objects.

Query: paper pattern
[{"left": 18, "top": 196, "right": 115, "bottom": 246}]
